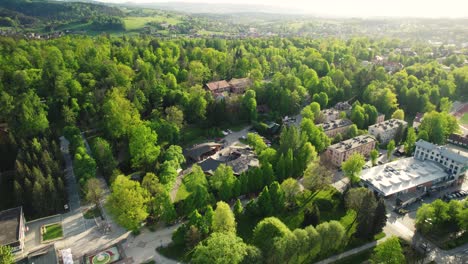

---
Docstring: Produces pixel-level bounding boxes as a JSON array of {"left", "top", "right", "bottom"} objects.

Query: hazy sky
[{"left": 97, "top": 0, "right": 468, "bottom": 18}]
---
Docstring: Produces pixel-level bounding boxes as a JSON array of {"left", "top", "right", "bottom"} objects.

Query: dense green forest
[{"left": 0, "top": 33, "right": 466, "bottom": 261}]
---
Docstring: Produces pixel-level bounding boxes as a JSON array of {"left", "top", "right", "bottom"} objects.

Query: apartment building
[
  {"left": 368, "top": 119, "right": 407, "bottom": 144},
  {"left": 414, "top": 139, "right": 468, "bottom": 177},
  {"left": 320, "top": 109, "right": 341, "bottom": 123},
  {"left": 326, "top": 135, "right": 377, "bottom": 167},
  {"left": 319, "top": 119, "right": 353, "bottom": 138}
]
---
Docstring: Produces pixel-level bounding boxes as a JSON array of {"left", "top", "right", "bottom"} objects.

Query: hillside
[{"left": 0, "top": 0, "right": 125, "bottom": 31}]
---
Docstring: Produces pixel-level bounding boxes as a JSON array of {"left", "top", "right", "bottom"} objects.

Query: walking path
[{"left": 314, "top": 236, "right": 389, "bottom": 264}]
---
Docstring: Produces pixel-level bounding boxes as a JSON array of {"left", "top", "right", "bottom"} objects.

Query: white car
[{"left": 222, "top": 131, "right": 229, "bottom": 136}]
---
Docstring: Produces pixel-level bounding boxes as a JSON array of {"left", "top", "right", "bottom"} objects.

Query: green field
[
  {"left": 42, "top": 223, "right": 63, "bottom": 241},
  {"left": 124, "top": 15, "right": 181, "bottom": 31},
  {"left": 460, "top": 113, "right": 468, "bottom": 125}
]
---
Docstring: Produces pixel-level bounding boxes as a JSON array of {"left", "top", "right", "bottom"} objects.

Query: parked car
[
  {"left": 227, "top": 129, "right": 233, "bottom": 134},
  {"left": 378, "top": 161, "right": 384, "bottom": 165},
  {"left": 240, "top": 136, "right": 246, "bottom": 140},
  {"left": 222, "top": 131, "right": 229, "bottom": 136}
]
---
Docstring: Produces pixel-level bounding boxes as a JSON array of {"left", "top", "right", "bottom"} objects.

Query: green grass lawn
[
  {"left": 460, "top": 113, "right": 468, "bottom": 125},
  {"left": 175, "top": 183, "right": 190, "bottom": 202},
  {"left": 124, "top": 15, "right": 181, "bottom": 31},
  {"left": 42, "top": 223, "right": 63, "bottom": 241}
]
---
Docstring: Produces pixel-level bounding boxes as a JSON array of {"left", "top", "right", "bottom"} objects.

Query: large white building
[
  {"left": 414, "top": 139, "right": 468, "bottom": 177},
  {"left": 361, "top": 157, "right": 450, "bottom": 197},
  {"left": 360, "top": 140, "right": 467, "bottom": 198},
  {"left": 368, "top": 119, "right": 407, "bottom": 144}
]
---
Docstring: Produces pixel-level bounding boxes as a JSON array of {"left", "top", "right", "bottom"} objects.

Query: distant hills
[
  {"left": 0, "top": 0, "right": 123, "bottom": 27},
  {"left": 124, "top": 2, "right": 305, "bottom": 15}
]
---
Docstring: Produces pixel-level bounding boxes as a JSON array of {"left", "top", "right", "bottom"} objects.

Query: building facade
[
  {"left": 414, "top": 139, "right": 468, "bottom": 177},
  {"left": 368, "top": 119, "right": 407, "bottom": 144},
  {"left": 326, "top": 135, "right": 377, "bottom": 167},
  {"left": 0, "top": 207, "right": 26, "bottom": 254},
  {"left": 319, "top": 119, "right": 353, "bottom": 138}
]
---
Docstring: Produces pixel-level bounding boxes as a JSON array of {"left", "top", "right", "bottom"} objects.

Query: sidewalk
[{"left": 314, "top": 235, "right": 389, "bottom": 264}]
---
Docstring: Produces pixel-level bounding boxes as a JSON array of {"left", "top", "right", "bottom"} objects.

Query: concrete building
[
  {"left": 319, "top": 119, "right": 353, "bottom": 138},
  {"left": 414, "top": 139, "right": 468, "bottom": 177},
  {"left": 361, "top": 157, "right": 451, "bottom": 198},
  {"left": 0, "top": 207, "right": 26, "bottom": 254},
  {"left": 320, "top": 109, "right": 341, "bottom": 123},
  {"left": 368, "top": 119, "right": 407, "bottom": 144},
  {"left": 326, "top": 135, "right": 377, "bottom": 167}
]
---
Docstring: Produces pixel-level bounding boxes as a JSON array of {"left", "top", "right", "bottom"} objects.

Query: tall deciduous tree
[
  {"left": 102, "top": 88, "right": 141, "bottom": 139},
  {"left": 303, "top": 160, "right": 332, "bottom": 191},
  {"left": 107, "top": 175, "right": 149, "bottom": 231},
  {"left": 192, "top": 232, "right": 249, "bottom": 264},
  {"left": 404, "top": 127, "right": 417, "bottom": 156},
  {"left": 212, "top": 201, "right": 236, "bottom": 234},
  {"left": 370, "top": 149, "right": 378, "bottom": 166},
  {"left": 342, "top": 153, "right": 365, "bottom": 184},
  {"left": 371, "top": 236, "right": 405, "bottom": 264},
  {"left": 128, "top": 124, "right": 160, "bottom": 171},
  {"left": 84, "top": 178, "right": 104, "bottom": 208}
]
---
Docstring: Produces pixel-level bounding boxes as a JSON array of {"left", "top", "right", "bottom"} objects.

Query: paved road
[{"left": 123, "top": 224, "right": 183, "bottom": 264}]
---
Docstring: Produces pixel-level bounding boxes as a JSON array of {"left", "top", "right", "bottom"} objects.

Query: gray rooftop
[
  {"left": 368, "top": 118, "right": 407, "bottom": 132},
  {"left": 361, "top": 157, "right": 449, "bottom": 196},
  {"left": 319, "top": 119, "right": 353, "bottom": 131},
  {"left": 0, "top": 207, "right": 22, "bottom": 246},
  {"left": 328, "top": 135, "right": 376, "bottom": 153}
]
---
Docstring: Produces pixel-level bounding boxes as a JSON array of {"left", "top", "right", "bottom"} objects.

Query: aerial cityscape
[{"left": 0, "top": 0, "right": 467, "bottom": 263}]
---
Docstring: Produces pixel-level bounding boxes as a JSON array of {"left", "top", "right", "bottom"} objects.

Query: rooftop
[
  {"left": 0, "top": 207, "right": 22, "bottom": 246},
  {"left": 17, "top": 245, "right": 58, "bottom": 264},
  {"left": 319, "top": 119, "right": 353, "bottom": 131},
  {"left": 184, "top": 142, "right": 222, "bottom": 161},
  {"left": 361, "top": 157, "right": 449, "bottom": 196},
  {"left": 321, "top": 108, "right": 340, "bottom": 116},
  {"left": 415, "top": 139, "right": 468, "bottom": 164},
  {"left": 334, "top": 101, "right": 352, "bottom": 111},
  {"left": 206, "top": 80, "right": 230, "bottom": 92},
  {"left": 228, "top": 78, "right": 251, "bottom": 88},
  {"left": 368, "top": 118, "right": 407, "bottom": 132},
  {"left": 328, "top": 135, "right": 376, "bottom": 153}
]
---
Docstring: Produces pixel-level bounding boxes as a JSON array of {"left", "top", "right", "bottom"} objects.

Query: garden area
[{"left": 41, "top": 223, "right": 63, "bottom": 242}]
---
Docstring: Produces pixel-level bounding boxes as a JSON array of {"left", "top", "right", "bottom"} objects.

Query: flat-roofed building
[
  {"left": 319, "top": 119, "right": 353, "bottom": 138},
  {"left": 447, "top": 134, "right": 468, "bottom": 149},
  {"left": 414, "top": 139, "right": 468, "bottom": 177},
  {"left": 368, "top": 119, "right": 407, "bottom": 144},
  {"left": 0, "top": 207, "right": 26, "bottom": 254},
  {"left": 326, "top": 135, "right": 377, "bottom": 167},
  {"left": 320, "top": 109, "right": 340, "bottom": 123},
  {"left": 361, "top": 157, "right": 451, "bottom": 198}
]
